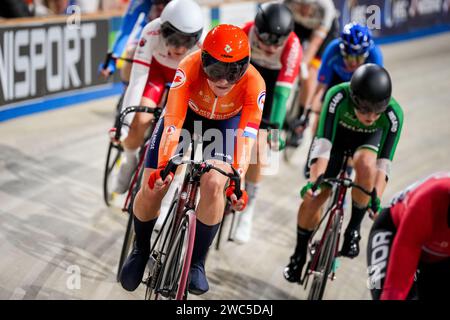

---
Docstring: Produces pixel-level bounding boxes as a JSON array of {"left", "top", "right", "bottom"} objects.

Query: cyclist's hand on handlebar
[
  {"left": 148, "top": 163, "right": 174, "bottom": 190},
  {"left": 300, "top": 181, "right": 322, "bottom": 199},
  {"left": 226, "top": 183, "right": 248, "bottom": 211},
  {"left": 98, "top": 59, "right": 115, "bottom": 79},
  {"left": 368, "top": 196, "right": 381, "bottom": 220},
  {"left": 100, "top": 68, "right": 112, "bottom": 79}
]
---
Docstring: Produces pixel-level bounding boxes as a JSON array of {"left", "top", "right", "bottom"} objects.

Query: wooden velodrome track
[{"left": 0, "top": 32, "right": 449, "bottom": 300}]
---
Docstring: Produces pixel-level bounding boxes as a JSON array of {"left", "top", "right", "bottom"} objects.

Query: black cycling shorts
[
  {"left": 322, "top": 125, "right": 383, "bottom": 178},
  {"left": 145, "top": 108, "right": 241, "bottom": 169}
]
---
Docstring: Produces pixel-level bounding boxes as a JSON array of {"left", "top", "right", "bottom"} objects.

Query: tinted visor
[
  {"left": 255, "top": 28, "right": 288, "bottom": 46},
  {"left": 202, "top": 52, "right": 250, "bottom": 84},
  {"left": 351, "top": 92, "right": 389, "bottom": 114},
  {"left": 160, "top": 22, "right": 201, "bottom": 49}
]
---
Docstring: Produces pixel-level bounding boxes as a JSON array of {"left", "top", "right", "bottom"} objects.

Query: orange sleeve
[
  {"left": 157, "top": 51, "right": 200, "bottom": 167},
  {"left": 234, "top": 66, "right": 266, "bottom": 172}
]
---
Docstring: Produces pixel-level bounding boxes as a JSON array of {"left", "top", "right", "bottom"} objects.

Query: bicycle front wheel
[
  {"left": 307, "top": 213, "right": 340, "bottom": 300},
  {"left": 154, "top": 211, "right": 196, "bottom": 300},
  {"left": 103, "top": 142, "right": 123, "bottom": 206}
]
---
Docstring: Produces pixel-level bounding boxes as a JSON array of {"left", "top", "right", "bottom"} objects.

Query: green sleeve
[
  {"left": 378, "top": 99, "right": 404, "bottom": 160},
  {"left": 316, "top": 84, "right": 347, "bottom": 142},
  {"left": 269, "top": 85, "right": 291, "bottom": 130}
]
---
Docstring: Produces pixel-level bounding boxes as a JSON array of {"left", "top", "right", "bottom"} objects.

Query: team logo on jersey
[
  {"left": 171, "top": 69, "right": 186, "bottom": 89},
  {"left": 139, "top": 38, "right": 146, "bottom": 47},
  {"left": 224, "top": 45, "right": 233, "bottom": 54},
  {"left": 188, "top": 100, "right": 199, "bottom": 112},
  {"left": 257, "top": 91, "right": 266, "bottom": 111},
  {"left": 166, "top": 125, "right": 176, "bottom": 135}
]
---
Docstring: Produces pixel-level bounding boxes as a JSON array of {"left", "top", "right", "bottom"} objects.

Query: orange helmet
[{"left": 201, "top": 24, "right": 250, "bottom": 83}]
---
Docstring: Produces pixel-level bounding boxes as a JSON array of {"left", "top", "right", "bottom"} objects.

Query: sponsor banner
[
  {"left": 334, "top": 0, "right": 450, "bottom": 38},
  {"left": 0, "top": 19, "right": 109, "bottom": 107}
]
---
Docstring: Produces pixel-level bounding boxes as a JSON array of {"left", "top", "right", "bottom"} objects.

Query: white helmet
[{"left": 160, "top": 0, "right": 204, "bottom": 48}]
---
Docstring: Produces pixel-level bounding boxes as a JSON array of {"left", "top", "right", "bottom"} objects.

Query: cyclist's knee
[
  {"left": 200, "top": 171, "right": 227, "bottom": 198},
  {"left": 353, "top": 151, "right": 377, "bottom": 176}
]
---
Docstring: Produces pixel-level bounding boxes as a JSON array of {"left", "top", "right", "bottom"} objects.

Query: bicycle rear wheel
[
  {"left": 154, "top": 211, "right": 196, "bottom": 300},
  {"left": 307, "top": 212, "right": 340, "bottom": 300},
  {"left": 103, "top": 93, "right": 125, "bottom": 206}
]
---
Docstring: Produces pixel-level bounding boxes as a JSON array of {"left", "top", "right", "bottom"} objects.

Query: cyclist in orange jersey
[{"left": 119, "top": 24, "right": 266, "bottom": 295}]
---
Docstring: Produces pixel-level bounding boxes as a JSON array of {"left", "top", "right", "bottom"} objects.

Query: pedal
[
  {"left": 147, "top": 252, "right": 161, "bottom": 290},
  {"left": 147, "top": 252, "right": 157, "bottom": 270}
]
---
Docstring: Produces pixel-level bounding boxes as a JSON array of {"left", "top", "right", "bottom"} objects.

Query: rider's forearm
[
  {"left": 234, "top": 137, "right": 256, "bottom": 178},
  {"left": 374, "top": 170, "right": 388, "bottom": 198},
  {"left": 310, "top": 157, "right": 328, "bottom": 182},
  {"left": 312, "top": 83, "right": 327, "bottom": 110},
  {"left": 122, "top": 62, "right": 149, "bottom": 109},
  {"left": 303, "top": 34, "right": 324, "bottom": 65}
]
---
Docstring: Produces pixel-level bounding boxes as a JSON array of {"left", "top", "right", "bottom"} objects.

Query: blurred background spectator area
[{"left": 0, "top": 0, "right": 131, "bottom": 18}]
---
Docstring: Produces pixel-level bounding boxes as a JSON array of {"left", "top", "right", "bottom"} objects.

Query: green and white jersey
[{"left": 313, "top": 82, "right": 404, "bottom": 175}]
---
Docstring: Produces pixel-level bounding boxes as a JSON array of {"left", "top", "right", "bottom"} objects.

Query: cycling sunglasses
[
  {"left": 255, "top": 29, "right": 288, "bottom": 47},
  {"left": 342, "top": 52, "right": 369, "bottom": 65},
  {"left": 202, "top": 52, "right": 249, "bottom": 84},
  {"left": 352, "top": 95, "right": 388, "bottom": 115},
  {"left": 160, "top": 23, "right": 200, "bottom": 49}
]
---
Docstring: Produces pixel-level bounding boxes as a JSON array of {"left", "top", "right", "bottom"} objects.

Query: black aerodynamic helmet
[
  {"left": 254, "top": 1, "right": 294, "bottom": 46},
  {"left": 350, "top": 64, "right": 392, "bottom": 114}
]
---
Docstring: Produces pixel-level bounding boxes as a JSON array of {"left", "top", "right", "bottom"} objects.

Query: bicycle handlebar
[
  {"left": 161, "top": 156, "right": 243, "bottom": 199},
  {"left": 312, "top": 174, "right": 378, "bottom": 213},
  {"left": 101, "top": 52, "right": 134, "bottom": 70},
  {"left": 113, "top": 106, "right": 161, "bottom": 141}
]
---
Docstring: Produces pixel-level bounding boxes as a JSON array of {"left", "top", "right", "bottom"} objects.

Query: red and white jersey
[
  {"left": 122, "top": 18, "right": 200, "bottom": 115},
  {"left": 381, "top": 172, "right": 450, "bottom": 300},
  {"left": 242, "top": 21, "right": 302, "bottom": 89}
]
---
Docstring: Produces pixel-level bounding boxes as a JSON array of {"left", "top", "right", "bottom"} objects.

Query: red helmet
[{"left": 201, "top": 24, "right": 250, "bottom": 83}]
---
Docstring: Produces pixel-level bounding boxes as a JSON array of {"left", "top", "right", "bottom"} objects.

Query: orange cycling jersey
[{"left": 157, "top": 50, "right": 266, "bottom": 170}]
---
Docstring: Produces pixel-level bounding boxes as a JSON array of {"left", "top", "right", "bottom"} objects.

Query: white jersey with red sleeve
[
  {"left": 243, "top": 21, "right": 302, "bottom": 89},
  {"left": 120, "top": 18, "right": 199, "bottom": 136}
]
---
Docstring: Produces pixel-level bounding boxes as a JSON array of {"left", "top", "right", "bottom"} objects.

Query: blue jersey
[
  {"left": 108, "top": 0, "right": 153, "bottom": 73},
  {"left": 318, "top": 38, "right": 383, "bottom": 86}
]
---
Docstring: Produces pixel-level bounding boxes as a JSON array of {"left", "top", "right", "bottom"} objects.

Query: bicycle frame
[
  {"left": 301, "top": 153, "right": 378, "bottom": 298},
  {"left": 170, "top": 163, "right": 202, "bottom": 243},
  {"left": 305, "top": 167, "right": 348, "bottom": 284},
  {"left": 117, "top": 107, "right": 162, "bottom": 212},
  {"left": 148, "top": 158, "right": 242, "bottom": 300}
]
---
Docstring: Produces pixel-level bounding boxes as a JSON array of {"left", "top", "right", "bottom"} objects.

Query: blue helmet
[{"left": 340, "top": 22, "right": 373, "bottom": 57}]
